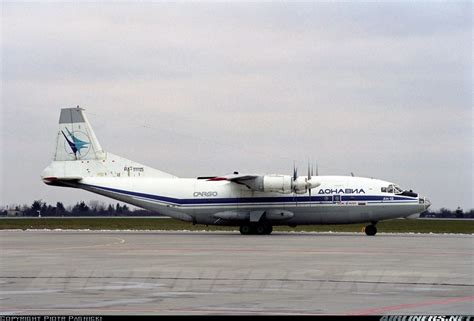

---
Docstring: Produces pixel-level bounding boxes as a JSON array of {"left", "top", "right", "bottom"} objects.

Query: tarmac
[{"left": 0, "top": 230, "right": 473, "bottom": 315}]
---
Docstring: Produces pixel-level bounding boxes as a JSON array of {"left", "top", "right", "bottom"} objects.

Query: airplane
[{"left": 42, "top": 107, "right": 431, "bottom": 236}]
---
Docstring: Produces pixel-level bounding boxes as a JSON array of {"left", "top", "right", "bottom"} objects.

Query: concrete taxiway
[{"left": 0, "top": 230, "right": 472, "bottom": 315}]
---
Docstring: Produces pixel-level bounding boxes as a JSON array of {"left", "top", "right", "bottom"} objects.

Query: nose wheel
[{"left": 364, "top": 224, "right": 377, "bottom": 236}]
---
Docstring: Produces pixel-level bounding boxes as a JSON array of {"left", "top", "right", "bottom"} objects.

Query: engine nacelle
[
  {"left": 244, "top": 175, "right": 320, "bottom": 194},
  {"left": 262, "top": 175, "right": 292, "bottom": 194},
  {"left": 292, "top": 177, "right": 308, "bottom": 194}
]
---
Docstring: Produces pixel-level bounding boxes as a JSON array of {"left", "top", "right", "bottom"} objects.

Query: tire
[
  {"left": 365, "top": 224, "right": 377, "bottom": 236},
  {"left": 255, "top": 224, "right": 267, "bottom": 235},
  {"left": 240, "top": 224, "right": 252, "bottom": 235},
  {"left": 241, "top": 223, "right": 273, "bottom": 235},
  {"left": 264, "top": 224, "right": 273, "bottom": 235}
]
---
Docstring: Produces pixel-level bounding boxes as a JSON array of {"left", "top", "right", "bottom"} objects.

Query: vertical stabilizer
[
  {"left": 55, "top": 107, "right": 106, "bottom": 161},
  {"left": 44, "top": 107, "right": 177, "bottom": 181}
]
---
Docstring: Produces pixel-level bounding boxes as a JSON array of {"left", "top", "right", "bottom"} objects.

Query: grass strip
[{"left": 0, "top": 218, "right": 472, "bottom": 234}]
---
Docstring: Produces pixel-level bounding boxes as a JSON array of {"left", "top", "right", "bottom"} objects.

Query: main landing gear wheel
[
  {"left": 255, "top": 224, "right": 267, "bottom": 235},
  {"left": 365, "top": 224, "right": 377, "bottom": 236},
  {"left": 239, "top": 223, "right": 273, "bottom": 235},
  {"left": 264, "top": 224, "right": 273, "bottom": 235},
  {"left": 240, "top": 224, "right": 252, "bottom": 235}
]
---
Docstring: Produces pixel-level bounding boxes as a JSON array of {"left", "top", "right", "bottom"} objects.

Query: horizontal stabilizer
[{"left": 42, "top": 176, "right": 82, "bottom": 188}]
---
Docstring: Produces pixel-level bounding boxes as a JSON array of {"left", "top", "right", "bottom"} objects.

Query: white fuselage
[
  {"left": 42, "top": 108, "right": 431, "bottom": 230},
  {"left": 75, "top": 175, "right": 430, "bottom": 226}
]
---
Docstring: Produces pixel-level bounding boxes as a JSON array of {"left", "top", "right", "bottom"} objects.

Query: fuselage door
[{"left": 333, "top": 194, "right": 341, "bottom": 204}]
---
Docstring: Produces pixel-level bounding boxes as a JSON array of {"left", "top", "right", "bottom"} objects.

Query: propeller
[
  {"left": 307, "top": 161, "right": 321, "bottom": 197},
  {"left": 291, "top": 162, "right": 304, "bottom": 194},
  {"left": 307, "top": 163, "right": 312, "bottom": 197},
  {"left": 291, "top": 161, "right": 321, "bottom": 195}
]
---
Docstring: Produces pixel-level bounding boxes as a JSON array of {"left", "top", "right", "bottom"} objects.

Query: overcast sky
[{"left": 1, "top": 1, "right": 472, "bottom": 210}]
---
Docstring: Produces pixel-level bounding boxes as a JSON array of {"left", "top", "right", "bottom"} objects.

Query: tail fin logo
[{"left": 61, "top": 128, "right": 91, "bottom": 159}]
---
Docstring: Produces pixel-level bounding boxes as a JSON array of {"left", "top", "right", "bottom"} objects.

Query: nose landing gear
[{"left": 364, "top": 224, "right": 377, "bottom": 236}]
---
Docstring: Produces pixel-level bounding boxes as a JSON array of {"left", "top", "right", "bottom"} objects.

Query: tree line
[
  {"left": 0, "top": 200, "right": 161, "bottom": 217},
  {"left": 419, "top": 207, "right": 472, "bottom": 219},
  {"left": 0, "top": 200, "right": 472, "bottom": 218}
]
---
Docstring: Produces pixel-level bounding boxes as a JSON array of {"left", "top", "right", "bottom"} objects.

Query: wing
[
  {"left": 203, "top": 174, "right": 262, "bottom": 190},
  {"left": 200, "top": 173, "right": 305, "bottom": 194}
]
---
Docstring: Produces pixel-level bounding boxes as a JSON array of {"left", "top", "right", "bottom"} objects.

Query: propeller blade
[
  {"left": 308, "top": 161, "right": 313, "bottom": 197},
  {"left": 293, "top": 162, "right": 297, "bottom": 181}
]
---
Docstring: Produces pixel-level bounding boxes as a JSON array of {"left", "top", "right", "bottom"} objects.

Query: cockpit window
[
  {"left": 394, "top": 185, "right": 403, "bottom": 194},
  {"left": 381, "top": 184, "right": 403, "bottom": 194}
]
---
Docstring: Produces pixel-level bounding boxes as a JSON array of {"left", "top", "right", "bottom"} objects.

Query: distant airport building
[{"left": 6, "top": 210, "right": 24, "bottom": 217}]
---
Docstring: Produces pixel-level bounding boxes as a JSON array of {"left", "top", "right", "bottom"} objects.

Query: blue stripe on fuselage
[{"left": 80, "top": 183, "right": 418, "bottom": 206}]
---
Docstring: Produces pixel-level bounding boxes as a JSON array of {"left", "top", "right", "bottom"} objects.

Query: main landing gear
[
  {"left": 240, "top": 223, "right": 273, "bottom": 235},
  {"left": 364, "top": 223, "right": 377, "bottom": 236}
]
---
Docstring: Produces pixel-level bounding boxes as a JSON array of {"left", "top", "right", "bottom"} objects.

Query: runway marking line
[
  {"left": 1, "top": 276, "right": 472, "bottom": 288},
  {"left": 96, "top": 246, "right": 472, "bottom": 257},
  {"left": 45, "top": 237, "right": 126, "bottom": 251},
  {"left": 0, "top": 306, "right": 326, "bottom": 315}
]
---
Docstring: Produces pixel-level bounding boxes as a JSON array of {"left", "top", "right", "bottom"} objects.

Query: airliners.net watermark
[{"left": 380, "top": 316, "right": 472, "bottom": 321}]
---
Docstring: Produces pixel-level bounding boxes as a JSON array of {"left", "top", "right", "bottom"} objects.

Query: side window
[{"left": 381, "top": 187, "right": 387, "bottom": 193}]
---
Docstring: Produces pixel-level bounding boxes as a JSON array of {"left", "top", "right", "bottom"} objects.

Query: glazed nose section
[
  {"left": 425, "top": 198, "right": 431, "bottom": 209},
  {"left": 419, "top": 196, "right": 431, "bottom": 209}
]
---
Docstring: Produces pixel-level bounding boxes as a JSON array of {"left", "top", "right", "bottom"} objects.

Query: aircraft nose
[{"left": 420, "top": 196, "right": 431, "bottom": 209}]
